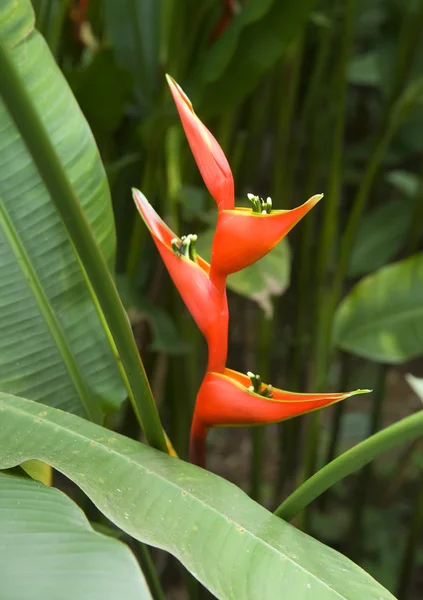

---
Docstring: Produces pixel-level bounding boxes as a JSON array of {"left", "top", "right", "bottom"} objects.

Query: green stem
[
  {"left": 272, "top": 34, "right": 304, "bottom": 207},
  {"left": 0, "top": 39, "right": 167, "bottom": 453},
  {"left": 300, "top": 0, "right": 423, "bottom": 501},
  {"left": 347, "top": 364, "right": 388, "bottom": 559},
  {"left": 136, "top": 542, "right": 166, "bottom": 600},
  {"left": 287, "top": 22, "right": 332, "bottom": 200},
  {"left": 406, "top": 156, "right": 423, "bottom": 254},
  {"left": 323, "top": 355, "right": 351, "bottom": 466},
  {"left": 313, "top": 2, "right": 423, "bottom": 397},
  {"left": 250, "top": 313, "right": 272, "bottom": 502},
  {"left": 287, "top": 19, "right": 334, "bottom": 393},
  {"left": 298, "top": 4, "right": 357, "bottom": 520},
  {"left": 311, "top": 0, "right": 356, "bottom": 392},
  {"left": 274, "top": 410, "right": 423, "bottom": 521},
  {"left": 396, "top": 478, "right": 423, "bottom": 600}
]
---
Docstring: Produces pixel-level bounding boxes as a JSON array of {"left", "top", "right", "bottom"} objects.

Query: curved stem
[
  {"left": 274, "top": 410, "right": 423, "bottom": 521},
  {"left": 136, "top": 542, "right": 167, "bottom": 600},
  {"left": 0, "top": 39, "right": 167, "bottom": 453}
]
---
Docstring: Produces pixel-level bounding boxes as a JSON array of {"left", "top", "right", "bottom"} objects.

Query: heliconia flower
[
  {"left": 190, "top": 368, "right": 370, "bottom": 464},
  {"left": 132, "top": 189, "right": 228, "bottom": 372},
  {"left": 166, "top": 75, "right": 234, "bottom": 211},
  {"left": 210, "top": 193, "right": 323, "bottom": 275}
]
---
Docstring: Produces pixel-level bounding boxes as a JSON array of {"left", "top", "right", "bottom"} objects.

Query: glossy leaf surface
[
  {"left": 0, "top": 472, "right": 151, "bottom": 600},
  {"left": 0, "top": 392, "right": 395, "bottom": 600},
  {"left": 334, "top": 254, "right": 423, "bottom": 363},
  {"left": 0, "top": 0, "right": 125, "bottom": 420}
]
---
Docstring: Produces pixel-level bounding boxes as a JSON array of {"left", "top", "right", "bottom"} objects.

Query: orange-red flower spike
[
  {"left": 190, "top": 368, "right": 370, "bottom": 465},
  {"left": 211, "top": 194, "right": 323, "bottom": 275},
  {"left": 166, "top": 75, "right": 234, "bottom": 211},
  {"left": 132, "top": 189, "right": 228, "bottom": 372}
]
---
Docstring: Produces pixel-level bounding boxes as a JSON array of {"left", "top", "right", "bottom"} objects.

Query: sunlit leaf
[
  {"left": 0, "top": 392, "right": 395, "bottom": 600},
  {"left": 334, "top": 254, "right": 423, "bottom": 363},
  {"left": 0, "top": 473, "right": 151, "bottom": 600},
  {"left": 0, "top": 0, "right": 126, "bottom": 419}
]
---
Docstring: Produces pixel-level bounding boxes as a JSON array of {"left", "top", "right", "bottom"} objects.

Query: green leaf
[
  {"left": 0, "top": 472, "right": 152, "bottom": 600},
  {"left": 0, "top": 0, "right": 125, "bottom": 420},
  {"left": 275, "top": 409, "right": 423, "bottom": 522},
  {"left": 386, "top": 170, "right": 421, "bottom": 197},
  {"left": 103, "top": 0, "right": 159, "bottom": 113},
  {"left": 348, "top": 52, "right": 380, "bottom": 86},
  {"left": 347, "top": 198, "right": 417, "bottom": 277},
  {"left": 406, "top": 374, "right": 423, "bottom": 403},
  {"left": 0, "top": 392, "right": 395, "bottom": 600},
  {"left": 194, "top": 0, "right": 316, "bottom": 115},
  {"left": 116, "top": 275, "right": 189, "bottom": 356},
  {"left": 0, "top": 0, "right": 33, "bottom": 48},
  {"left": 334, "top": 253, "right": 423, "bottom": 363},
  {"left": 197, "top": 228, "right": 291, "bottom": 315},
  {"left": 67, "top": 49, "right": 133, "bottom": 141}
]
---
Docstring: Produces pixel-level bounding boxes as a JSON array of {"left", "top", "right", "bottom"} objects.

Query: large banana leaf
[
  {"left": 0, "top": 392, "right": 395, "bottom": 600},
  {"left": 333, "top": 253, "right": 423, "bottom": 363},
  {"left": 0, "top": 472, "right": 152, "bottom": 600},
  {"left": 0, "top": 0, "right": 125, "bottom": 420}
]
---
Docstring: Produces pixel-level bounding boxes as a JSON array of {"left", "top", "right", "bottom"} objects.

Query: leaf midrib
[
  {"left": 0, "top": 199, "right": 99, "bottom": 421},
  {"left": 0, "top": 397, "right": 349, "bottom": 600}
]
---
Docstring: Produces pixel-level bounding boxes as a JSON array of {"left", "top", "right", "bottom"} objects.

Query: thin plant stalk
[
  {"left": 323, "top": 355, "right": 351, "bottom": 468},
  {"left": 126, "top": 158, "right": 155, "bottom": 278},
  {"left": 0, "top": 39, "right": 167, "bottom": 452},
  {"left": 287, "top": 17, "right": 334, "bottom": 393},
  {"left": 272, "top": 33, "right": 304, "bottom": 207},
  {"left": 301, "top": 0, "right": 423, "bottom": 498},
  {"left": 406, "top": 155, "right": 423, "bottom": 254},
  {"left": 239, "top": 78, "right": 273, "bottom": 189},
  {"left": 348, "top": 364, "right": 388, "bottom": 559},
  {"left": 136, "top": 542, "right": 167, "bottom": 600},
  {"left": 275, "top": 23, "right": 334, "bottom": 500},
  {"left": 299, "top": 2, "right": 357, "bottom": 510},
  {"left": 314, "top": 0, "right": 423, "bottom": 385},
  {"left": 274, "top": 409, "right": 423, "bottom": 521},
  {"left": 276, "top": 80, "right": 332, "bottom": 500},
  {"left": 287, "top": 21, "right": 333, "bottom": 204},
  {"left": 250, "top": 312, "right": 272, "bottom": 502},
  {"left": 396, "top": 478, "right": 423, "bottom": 600},
  {"left": 311, "top": 0, "right": 357, "bottom": 391}
]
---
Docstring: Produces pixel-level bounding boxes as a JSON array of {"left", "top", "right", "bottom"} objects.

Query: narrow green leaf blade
[
  {"left": 334, "top": 253, "right": 423, "bottom": 363},
  {"left": 0, "top": 393, "right": 395, "bottom": 600},
  {"left": 0, "top": 473, "right": 152, "bottom": 600}
]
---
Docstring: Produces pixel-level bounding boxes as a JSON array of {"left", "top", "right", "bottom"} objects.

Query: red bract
[
  {"left": 196, "top": 369, "right": 368, "bottom": 427},
  {"left": 211, "top": 194, "right": 323, "bottom": 275},
  {"left": 166, "top": 75, "right": 234, "bottom": 211},
  {"left": 134, "top": 76, "right": 370, "bottom": 467},
  {"left": 190, "top": 369, "right": 369, "bottom": 463},
  {"left": 132, "top": 189, "right": 228, "bottom": 372}
]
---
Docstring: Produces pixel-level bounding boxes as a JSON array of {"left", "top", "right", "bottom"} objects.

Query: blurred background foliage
[{"left": 31, "top": 0, "right": 422, "bottom": 597}]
